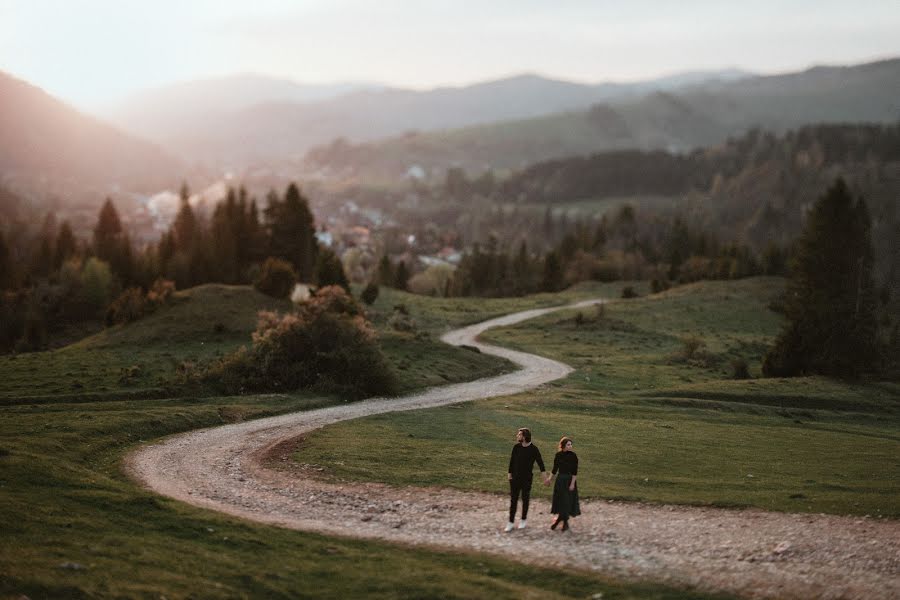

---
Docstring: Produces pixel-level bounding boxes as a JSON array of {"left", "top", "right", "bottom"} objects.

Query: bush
[
  {"left": 254, "top": 257, "right": 298, "bottom": 298},
  {"left": 146, "top": 278, "right": 175, "bottom": 307},
  {"left": 360, "top": 281, "right": 379, "bottom": 305},
  {"left": 205, "top": 286, "right": 397, "bottom": 399},
  {"left": 680, "top": 336, "right": 705, "bottom": 360},
  {"left": 16, "top": 307, "right": 47, "bottom": 352},
  {"left": 650, "top": 279, "right": 670, "bottom": 294},
  {"left": 621, "top": 286, "right": 638, "bottom": 299},
  {"left": 106, "top": 279, "right": 176, "bottom": 326},
  {"left": 80, "top": 257, "right": 114, "bottom": 315},
  {"left": 730, "top": 357, "right": 751, "bottom": 379},
  {"left": 106, "top": 287, "right": 147, "bottom": 325}
]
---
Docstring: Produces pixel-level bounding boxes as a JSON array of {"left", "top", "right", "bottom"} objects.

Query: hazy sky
[{"left": 2, "top": 0, "right": 899, "bottom": 108}]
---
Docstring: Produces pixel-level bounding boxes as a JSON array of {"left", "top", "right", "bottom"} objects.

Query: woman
[{"left": 550, "top": 436, "right": 580, "bottom": 531}]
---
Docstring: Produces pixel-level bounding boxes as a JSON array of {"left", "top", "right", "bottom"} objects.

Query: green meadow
[
  {"left": 0, "top": 282, "right": 722, "bottom": 599},
  {"left": 299, "top": 278, "right": 900, "bottom": 517}
]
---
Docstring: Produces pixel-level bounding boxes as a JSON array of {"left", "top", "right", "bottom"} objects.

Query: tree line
[{"left": 0, "top": 182, "right": 347, "bottom": 352}]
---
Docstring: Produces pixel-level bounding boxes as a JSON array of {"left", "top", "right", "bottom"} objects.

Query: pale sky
[{"left": 2, "top": 0, "right": 899, "bottom": 109}]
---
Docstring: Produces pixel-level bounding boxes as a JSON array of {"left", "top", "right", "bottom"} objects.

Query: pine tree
[
  {"left": 763, "top": 178, "right": 879, "bottom": 377},
  {"left": 0, "top": 229, "right": 13, "bottom": 289},
  {"left": 542, "top": 251, "right": 564, "bottom": 292},
  {"left": 54, "top": 221, "right": 78, "bottom": 269},
  {"left": 394, "top": 261, "right": 410, "bottom": 291},
  {"left": 93, "top": 199, "right": 132, "bottom": 284},
  {"left": 173, "top": 185, "right": 200, "bottom": 254},
  {"left": 267, "top": 183, "right": 318, "bottom": 282},
  {"left": 377, "top": 255, "right": 394, "bottom": 286},
  {"left": 315, "top": 246, "right": 350, "bottom": 292}
]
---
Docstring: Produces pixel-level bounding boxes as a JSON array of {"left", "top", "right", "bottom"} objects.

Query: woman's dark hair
[
  {"left": 518, "top": 428, "right": 531, "bottom": 443},
  {"left": 558, "top": 436, "right": 573, "bottom": 451}
]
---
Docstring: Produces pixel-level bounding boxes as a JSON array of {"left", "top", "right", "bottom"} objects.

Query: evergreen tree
[
  {"left": 315, "top": 246, "right": 350, "bottom": 292},
  {"left": 266, "top": 183, "right": 318, "bottom": 282},
  {"left": 0, "top": 229, "right": 13, "bottom": 289},
  {"left": 763, "top": 178, "right": 878, "bottom": 377},
  {"left": 173, "top": 185, "right": 200, "bottom": 254},
  {"left": 54, "top": 221, "right": 77, "bottom": 269},
  {"left": 31, "top": 212, "right": 57, "bottom": 278},
  {"left": 542, "top": 251, "right": 564, "bottom": 292},
  {"left": 93, "top": 198, "right": 133, "bottom": 284},
  {"left": 394, "top": 261, "right": 410, "bottom": 291},
  {"left": 377, "top": 255, "right": 394, "bottom": 286}
]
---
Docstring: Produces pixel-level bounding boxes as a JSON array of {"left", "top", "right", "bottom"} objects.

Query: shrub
[
  {"left": 80, "top": 257, "right": 114, "bottom": 315},
  {"left": 146, "top": 278, "right": 175, "bottom": 307},
  {"left": 360, "top": 281, "right": 379, "bottom": 305},
  {"left": 106, "top": 287, "right": 146, "bottom": 325},
  {"left": 650, "top": 279, "right": 670, "bottom": 294},
  {"left": 16, "top": 306, "right": 47, "bottom": 352},
  {"left": 680, "top": 336, "right": 705, "bottom": 360},
  {"left": 730, "top": 357, "right": 751, "bottom": 379},
  {"left": 621, "top": 286, "right": 638, "bottom": 299},
  {"left": 206, "top": 286, "right": 397, "bottom": 399},
  {"left": 106, "top": 279, "right": 175, "bottom": 326},
  {"left": 254, "top": 257, "right": 298, "bottom": 298}
]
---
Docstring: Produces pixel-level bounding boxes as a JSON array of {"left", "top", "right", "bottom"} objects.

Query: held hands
[{"left": 543, "top": 474, "right": 551, "bottom": 486}]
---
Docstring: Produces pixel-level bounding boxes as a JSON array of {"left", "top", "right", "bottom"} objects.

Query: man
[{"left": 506, "top": 427, "right": 550, "bottom": 531}]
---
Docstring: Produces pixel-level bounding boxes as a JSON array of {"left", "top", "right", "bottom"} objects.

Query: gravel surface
[{"left": 126, "top": 300, "right": 900, "bottom": 599}]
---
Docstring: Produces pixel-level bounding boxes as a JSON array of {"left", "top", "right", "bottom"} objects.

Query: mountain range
[
  {"left": 2, "top": 58, "right": 898, "bottom": 207},
  {"left": 102, "top": 68, "right": 755, "bottom": 164},
  {"left": 302, "top": 58, "right": 900, "bottom": 181}
]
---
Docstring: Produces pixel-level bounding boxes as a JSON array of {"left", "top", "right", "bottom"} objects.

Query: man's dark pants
[{"left": 509, "top": 476, "right": 533, "bottom": 522}]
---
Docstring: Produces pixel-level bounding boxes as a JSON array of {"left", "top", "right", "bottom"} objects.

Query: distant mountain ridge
[
  {"left": 302, "top": 58, "right": 900, "bottom": 181},
  {"left": 105, "top": 74, "right": 383, "bottom": 142},
  {"left": 101, "top": 68, "right": 756, "bottom": 164}
]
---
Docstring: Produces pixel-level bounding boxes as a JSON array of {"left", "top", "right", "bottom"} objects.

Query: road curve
[{"left": 126, "top": 299, "right": 900, "bottom": 600}]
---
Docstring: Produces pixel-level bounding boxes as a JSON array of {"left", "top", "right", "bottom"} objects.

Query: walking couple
[{"left": 506, "top": 427, "right": 580, "bottom": 532}]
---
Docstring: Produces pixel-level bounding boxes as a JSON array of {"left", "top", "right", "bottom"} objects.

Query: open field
[
  {"left": 0, "top": 282, "right": 720, "bottom": 599},
  {"left": 298, "top": 278, "right": 900, "bottom": 517}
]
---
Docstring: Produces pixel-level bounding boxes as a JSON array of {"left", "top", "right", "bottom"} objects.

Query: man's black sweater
[{"left": 508, "top": 443, "right": 546, "bottom": 480}]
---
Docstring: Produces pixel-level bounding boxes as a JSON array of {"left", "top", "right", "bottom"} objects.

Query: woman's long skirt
[{"left": 550, "top": 473, "right": 581, "bottom": 519}]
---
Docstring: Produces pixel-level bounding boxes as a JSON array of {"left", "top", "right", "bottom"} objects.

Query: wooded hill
[
  {"left": 488, "top": 123, "right": 900, "bottom": 290},
  {"left": 303, "top": 58, "right": 900, "bottom": 182}
]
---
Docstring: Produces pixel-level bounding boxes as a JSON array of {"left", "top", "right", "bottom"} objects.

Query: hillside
[
  {"left": 303, "top": 58, "right": 900, "bottom": 181},
  {"left": 0, "top": 70, "right": 183, "bottom": 197}
]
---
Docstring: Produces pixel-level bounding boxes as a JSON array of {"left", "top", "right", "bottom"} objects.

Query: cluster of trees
[
  {"left": 386, "top": 203, "right": 787, "bottom": 298},
  {"left": 0, "top": 182, "right": 349, "bottom": 352},
  {"left": 764, "top": 178, "right": 894, "bottom": 378},
  {"left": 497, "top": 123, "right": 900, "bottom": 206}
]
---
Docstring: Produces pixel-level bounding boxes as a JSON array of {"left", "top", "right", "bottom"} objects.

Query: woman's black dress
[{"left": 550, "top": 451, "right": 581, "bottom": 519}]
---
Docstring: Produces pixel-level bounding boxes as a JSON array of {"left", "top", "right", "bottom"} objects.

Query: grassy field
[
  {"left": 0, "top": 283, "right": 535, "bottom": 402},
  {"left": 1, "top": 282, "right": 723, "bottom": 599},
  {"left": 299, "top": 278, "right": 900, "bottom": 517}
]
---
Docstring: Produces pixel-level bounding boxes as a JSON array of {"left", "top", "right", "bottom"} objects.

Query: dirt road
[{"left": 127, "top": 300, "right": 900, "bottom": 599}]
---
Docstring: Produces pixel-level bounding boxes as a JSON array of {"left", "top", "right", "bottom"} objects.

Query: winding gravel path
[{"left": 127, "top": 300, "right": 900, "bottom": 600}]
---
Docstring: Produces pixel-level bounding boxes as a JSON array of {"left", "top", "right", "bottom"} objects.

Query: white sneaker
[
  {"left": 518, "top": 520, "right": 527, "bottom": 529},
  {"left": 504, "top": 522, "right": 515, "bottom": 532}
]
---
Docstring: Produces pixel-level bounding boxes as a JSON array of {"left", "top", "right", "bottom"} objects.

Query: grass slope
[
  {"left": 298, "top": 278, "right": 900, "bottom": 517},
  {"left": 1, "top": 281, "right": 719, "bottom": 598}
]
